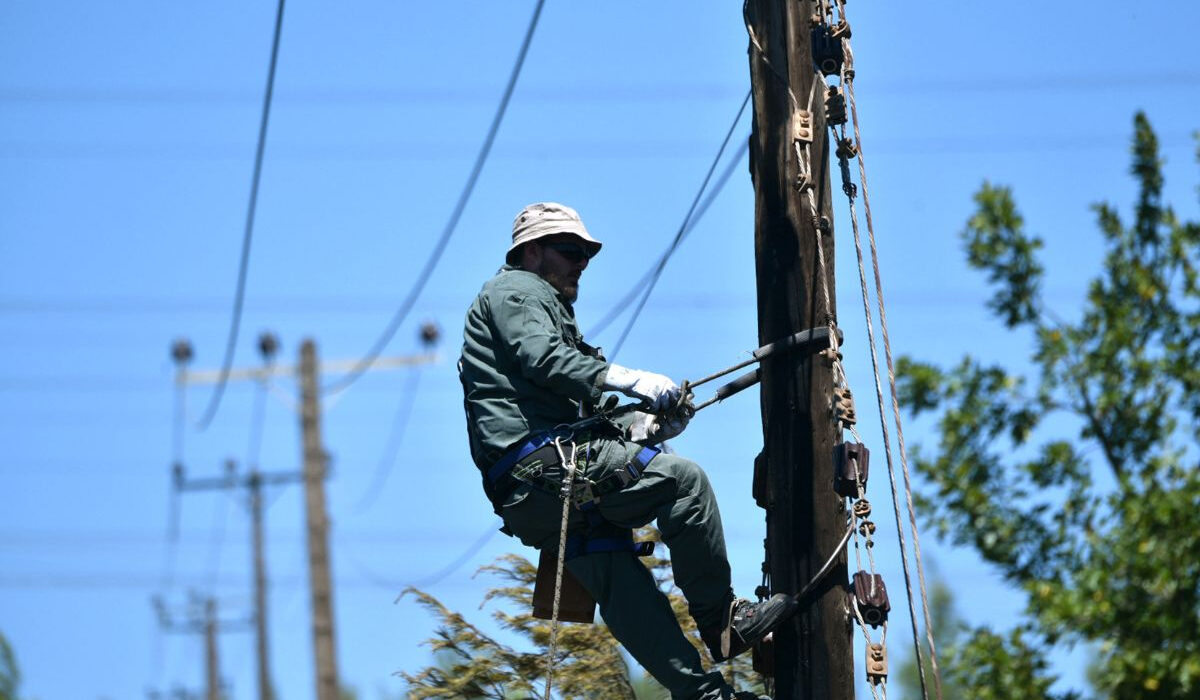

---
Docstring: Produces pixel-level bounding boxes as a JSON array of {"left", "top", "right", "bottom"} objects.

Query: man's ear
[{"left": 520, "top": 242, "right": 543, "bottom": 271}]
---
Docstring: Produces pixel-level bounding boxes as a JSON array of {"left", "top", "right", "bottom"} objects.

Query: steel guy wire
[
  {"left": 831, "top": 84, "right": 932, "bottom": 699},
  {"left": 324, "top": 0, "right": 546, "bottom": 396},
  {"left": 195, "top": 0, "right": 287, "bottom": 430},
  {"left": 839, "top": 24, "right": 943, "bottom": 697},
  {"left": 606, "top": 90, "right": 752, "bottom": 359}
]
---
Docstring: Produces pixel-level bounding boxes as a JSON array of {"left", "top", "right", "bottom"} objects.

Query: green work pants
[{"left": 500, "top": 437, "right": 736, "bottom": 700}]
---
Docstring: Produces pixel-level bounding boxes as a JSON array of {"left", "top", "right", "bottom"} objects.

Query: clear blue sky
[{"left": 2, "top": 2, "right": 1198, "bottom": 699}]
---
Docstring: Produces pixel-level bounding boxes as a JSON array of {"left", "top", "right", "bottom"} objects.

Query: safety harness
[{"left": 486, "top": 421, "right": 660, "bottom": 561}]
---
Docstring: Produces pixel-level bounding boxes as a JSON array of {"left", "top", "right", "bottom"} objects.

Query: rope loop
[{"left": 543, "top": 435, "right": 578, "bottom": 700}]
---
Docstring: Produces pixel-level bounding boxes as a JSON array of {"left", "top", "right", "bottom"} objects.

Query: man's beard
[{"left": 542, "top": 269, "right": 579, "bottom": 303}]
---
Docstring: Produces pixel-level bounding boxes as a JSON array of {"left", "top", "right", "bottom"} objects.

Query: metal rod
[{"left": 687, "top": 326, "right": 838, "bottom": 390}]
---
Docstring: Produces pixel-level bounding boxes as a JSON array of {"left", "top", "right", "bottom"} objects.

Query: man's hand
[
  {"left": 628, "top": 411, "right": 690, "bottom": 445},
  {"left": 602, "top": 364, "right": 681, "bottom": 413}
]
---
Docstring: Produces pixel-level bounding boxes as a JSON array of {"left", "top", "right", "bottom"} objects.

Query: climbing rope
[
  {"left": 543, "top": 435, "right": 578, "bottom": 700},
  {"left": 830, "top": 0, "right": 943, "bottom": 694}
]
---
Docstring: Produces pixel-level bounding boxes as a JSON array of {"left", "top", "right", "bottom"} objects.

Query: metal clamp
[
  {"left": 866, "top": 642, "right": 888, "bottom": 685},
  {"left": 792, "top": 110, "right": 814, "bottom": 144}
]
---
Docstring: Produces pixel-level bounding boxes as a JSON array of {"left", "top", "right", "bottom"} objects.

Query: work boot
[{"left": 701, "top": 594, "right": 797, "bottom": 662}]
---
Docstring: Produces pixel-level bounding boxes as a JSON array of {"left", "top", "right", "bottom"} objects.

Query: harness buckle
[{"left": 571, "top": 479, "right": 599, "bottom": 509}]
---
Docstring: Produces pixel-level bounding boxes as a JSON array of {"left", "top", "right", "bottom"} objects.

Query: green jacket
[{"left": 460, "top": 266, "right": 609, "bottom": 467}]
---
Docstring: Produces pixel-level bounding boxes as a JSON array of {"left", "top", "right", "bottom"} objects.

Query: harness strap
[
  {"left": 564, "top": 526, "right": 656, "bottom": 562},
  {"left": 487, "top": 431, "right": 557, "bottom": 484}
]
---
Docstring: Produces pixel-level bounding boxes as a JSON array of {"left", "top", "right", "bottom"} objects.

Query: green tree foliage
[
  {"left": 0, "top": 631, "right": 20, "bottom": 700},
  {"left": 895, "top": 578, "right": 965, "bottom": 700},
  {"left": 399, "top": 530, "right": 763, "bottom": 699},
  {"left": 896, "top": 113, "right": 1200, "bottom": 699}
]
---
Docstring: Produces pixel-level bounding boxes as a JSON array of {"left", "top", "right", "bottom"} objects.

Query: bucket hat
[{"left": 507, "top": 202, "right": 602, "bottom": 263}]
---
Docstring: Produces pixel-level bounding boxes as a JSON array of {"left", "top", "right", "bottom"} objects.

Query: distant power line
[
  {"left": 2, "top": 73, "right": 1197, "bottom": 104},
  {"left": 323, "top": 0, "right": 546, "bottom": 396},
  {"left": 4, "top": 133, "right": 1195, "bottom": 161}
]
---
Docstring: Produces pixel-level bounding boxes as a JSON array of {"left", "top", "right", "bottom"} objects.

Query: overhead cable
[
  {"left": 324, "top": 0, "right": 546, "bottom": 395},
  {"left": 605, "top": 90, "right": 751, "bottom": 358},
  {"left": 589, "top": 139, "right": 749, "bottom": 340},
  {"left": 195, "top": 0, "right": 287, "bottom": 429},
  {"left": 352, "top": 368, "right": 422, "bottom": 512}
]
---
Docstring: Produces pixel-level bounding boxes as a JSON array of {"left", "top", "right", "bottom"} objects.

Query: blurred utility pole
[
  {"left": 172, "top": 325, "right": 439, "bottom": 700},
  {"left": 153, "top": 594, "right": 247, "bottom": 700},
  {"left": 174, "top": 457, "right": 298, "bottom": 700},
  {"left": 174, "top": 333, "right": 288, "bottom": 700},
  {"left": 299, "top": 338, "right": 338, "bottom": 700},
  {"left": 745, "top": 0, "right": 853, "bottom": 697}
]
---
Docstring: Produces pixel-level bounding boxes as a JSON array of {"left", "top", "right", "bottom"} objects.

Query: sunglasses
[{"left": 542, "top": 241, "right": 594, "bottom": 264}]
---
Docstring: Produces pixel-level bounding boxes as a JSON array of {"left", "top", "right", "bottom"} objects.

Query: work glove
[
  {"left": 602, "top": 364, "right": 681, "bottom": 413},
  {"left": 627, "top": 411, "right": 690, "bottom": 445}
]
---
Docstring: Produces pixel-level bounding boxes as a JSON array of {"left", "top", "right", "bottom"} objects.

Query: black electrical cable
[
  {"left": 589, "top": 139, "right": 749, "bottom": 340},
  {"left": 352, "top": 368, "right": 422, "bottom": 513},
  {"left": 407, "top": 521, "right": 504, "bottom": 590},
  {"left": 605, "top": 90, "right": 752, "bottom": 358},
  {"left": 195, "top": 0, "right": 287, "bottom": 429},
  {"left": 324, "top": 0, "right": 546, "bottom": 395}
]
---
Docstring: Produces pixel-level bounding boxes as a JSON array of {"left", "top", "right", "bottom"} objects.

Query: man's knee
[{"left": 653, "top": 454, "right": 712, "bottom": 495}]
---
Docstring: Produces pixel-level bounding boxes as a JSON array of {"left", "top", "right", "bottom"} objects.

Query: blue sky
[{"left": 2, "top": 1, "right": 1199, "bottom": 699}]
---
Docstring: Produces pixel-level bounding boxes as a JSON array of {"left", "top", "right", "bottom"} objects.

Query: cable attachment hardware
[
  {"left": 792, "top": 110, "right": 814, "bottom": 144},
  {"left": 833, "top": 441, "right": 870, "bottom": 497},
  {"left": 852, "top": 498, "right": 872, "bottom": 519},
  {"left": 818, "top": 347, "right": 843, "bottom": 366},
  {"left": 833, "top": 386, "right": 857, "bottom": 426},
  {"left": 836, "top": 137, "right": 858, "bottom": 160},
  {"left": 866, "top": 642, "right": 888, "bottom": 685},
  {"left": 831, "top": 20, "right": 852, "bottom": 40},
  {"left": 851, "top": 571, "right": 890, "bottom": 627},
  {"left": 838, "top": 161, "right": 857, "bottom": 200},
  {"left": 813, "top": 215, "right": 832, "bottom": 236},
  {"left": 858, "top": 520, "right": 876, "bottom": 537},
  {"left": 825, "top": 86, "right": 847, "bottom": 126},
  {"left": 811, "top": 24, "right": 845, "bottom": 76}
]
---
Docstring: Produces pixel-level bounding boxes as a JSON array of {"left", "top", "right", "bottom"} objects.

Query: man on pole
[{"left": 459, "top": 202, "right": 794, "bottom": 699}]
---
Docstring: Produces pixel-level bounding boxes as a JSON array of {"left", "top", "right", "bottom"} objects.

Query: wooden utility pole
[
  {"left": 173, "top": 329, "right": 439, "bottom": 700},
  {"left": 248, "top": 470, "right": 274, "bottom": 700},
  {"left": 745, "top": 0, "right": 853, "bottom": 697},
  {"left": 153, "top": 594, "right": 245, "bottom": 700},
  {"left": 299, "top": 339, "right": 339, "bottom": 700},
  {"left": 204, "top": 598, "right": 220, "bottom": 700},
  {"left": 174, "top": 458, "right": 295, "bottom": 700}
]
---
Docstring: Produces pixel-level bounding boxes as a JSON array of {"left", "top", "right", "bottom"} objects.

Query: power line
[
  {"left": 4, "top": 72, "right": 1198, "bottom": 105},
  {"left": 352, "top": 367, "right": 423, "bottom": 513},
  {"left": 324, "top": 0, "right": 546, "bottom": 396},
  {"left": 195, "top": 0, "right": 287, "bottom": 430},
  {"left": 588, "top": 141, "right": 750, "bottom": 339},
  {"left": 606, "top": 90, "right": 752, "bottom": 359}
]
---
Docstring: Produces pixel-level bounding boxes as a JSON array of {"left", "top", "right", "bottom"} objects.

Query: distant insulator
[
  {"left": 258, "top": 331, "right": 280, "bottom": 361},
  {"left": 420, "top": 321, "right": 441, "bottom": 348},
  {"left": 171, "top": 338, "right": 194, "bottom": 366}
]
